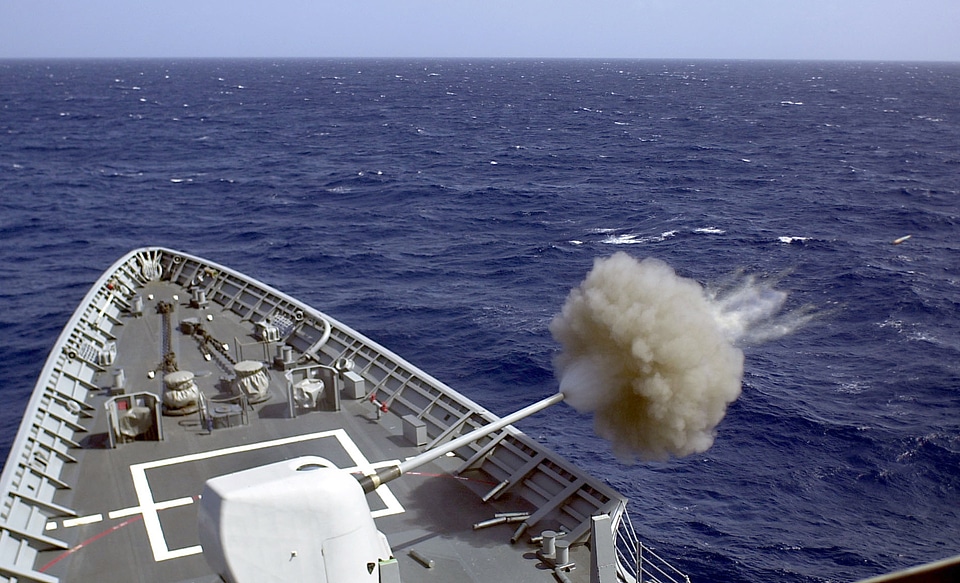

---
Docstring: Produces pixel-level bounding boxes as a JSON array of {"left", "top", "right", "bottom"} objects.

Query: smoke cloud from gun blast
[{"left": 551, "top": 252, "right": 802, "bottom": 462}]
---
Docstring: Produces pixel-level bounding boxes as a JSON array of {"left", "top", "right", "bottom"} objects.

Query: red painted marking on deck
[{"left": 38, "top": 514, "right": 144, "bottom": 573}]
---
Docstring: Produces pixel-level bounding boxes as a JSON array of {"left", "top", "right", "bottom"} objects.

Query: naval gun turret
[{"left": 197, "top": 393, "right": 565, "bottom": 583}]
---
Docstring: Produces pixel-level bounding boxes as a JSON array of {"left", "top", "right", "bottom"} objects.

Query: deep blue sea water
[{"left": 1, "top": 59, "right": 958, "bottom": 583}]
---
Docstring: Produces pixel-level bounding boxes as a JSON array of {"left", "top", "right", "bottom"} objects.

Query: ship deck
[
  {"left": 0, "top": 248, "right": 642, "bottom": 583},
  {"left": 40, "top": 367, "right": 567, "bottom": 582}
]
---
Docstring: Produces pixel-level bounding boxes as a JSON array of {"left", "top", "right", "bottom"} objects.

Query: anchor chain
[
  {"left": 191, "top": 324, "right": 237, "bottom": 366},
  {"left": 157, "top": 300, "right": 179, "bottom": 373}
]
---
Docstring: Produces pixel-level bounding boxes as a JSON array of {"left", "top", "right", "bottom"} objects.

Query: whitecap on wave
[
  {"left": 878, "top": 318, "right": 939, "bottom": 345},
  {"left": 836, "top": 380, "right": 869, "bottom": 394},
  {"left": 778, "top": 236, "right": 810, "bottom": 244},
  {"left": 602, "top": 230, "right": 678, "bottom": 245}
]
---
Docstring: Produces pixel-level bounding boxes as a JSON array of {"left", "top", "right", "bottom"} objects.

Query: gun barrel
[{"left": 357, "top": 392, "right": 564, "bottom": 493}]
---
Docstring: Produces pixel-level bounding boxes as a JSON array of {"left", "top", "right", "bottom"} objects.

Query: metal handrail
[{"left": 614, "top": 510, "right": 691, "bottom": 583}]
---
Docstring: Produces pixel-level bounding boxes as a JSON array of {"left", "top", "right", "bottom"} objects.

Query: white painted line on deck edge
[{"left": 61, "top": 514, "right": 104, "bottom": 528}]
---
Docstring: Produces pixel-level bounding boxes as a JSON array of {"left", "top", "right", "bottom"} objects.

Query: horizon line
[{"left": 2, "top": 55, "right": 960, "bottom": 64}]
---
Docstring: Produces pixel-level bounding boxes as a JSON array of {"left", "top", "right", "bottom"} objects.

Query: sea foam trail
[{"left": 550, "top": 253, "right": 748, "bottom": 461}]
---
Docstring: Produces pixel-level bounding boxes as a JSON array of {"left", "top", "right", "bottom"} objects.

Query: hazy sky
[{"left": 2, "top": 0, "right": 958, "bottom": 61}]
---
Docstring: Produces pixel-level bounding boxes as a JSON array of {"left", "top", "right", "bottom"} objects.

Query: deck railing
[{"left": 615, "top": 511, "right": 691, "bottom": 583}]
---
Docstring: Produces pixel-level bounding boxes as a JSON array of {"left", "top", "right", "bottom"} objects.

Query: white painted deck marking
[
  {"left": 127, "top": 429, "right": 404, "bottom": 562},
  {"left": 108, "top": 496, "right": 196, "bottom": 520},
  {"left": 62, "top": 514, "right": 104, "bottom": 528},
  {"left": 46, "top": 513, "right": 104, "bottom": 530}
]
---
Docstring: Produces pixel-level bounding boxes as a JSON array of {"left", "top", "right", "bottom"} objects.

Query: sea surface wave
[{"left": 1, "top": 59, "right": 958, "bottom": 583}]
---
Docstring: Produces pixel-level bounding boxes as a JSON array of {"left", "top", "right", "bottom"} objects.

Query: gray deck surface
[{"left": 36, "top": 279, "right": 594, "bottom": 582}]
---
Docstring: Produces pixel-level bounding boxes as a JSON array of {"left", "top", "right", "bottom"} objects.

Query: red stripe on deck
[{"left": 39, "top": 514, "right": 144, "bottom": 573}]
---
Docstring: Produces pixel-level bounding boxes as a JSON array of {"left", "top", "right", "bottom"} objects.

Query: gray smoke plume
[{"left": 550, "top": 253, "right": 746, "bottom": 462}]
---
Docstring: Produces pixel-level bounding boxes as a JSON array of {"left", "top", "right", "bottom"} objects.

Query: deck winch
[
  {"left": 233, "top": 360, "right": 270, "bottom": 403},
  {"left": 162, "top": 370, "right": 200, "bottom": 414}
]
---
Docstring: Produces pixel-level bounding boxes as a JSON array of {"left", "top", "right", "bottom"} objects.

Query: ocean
[{"left": 1, "top": 59, "right": 957, "bottom": 583}]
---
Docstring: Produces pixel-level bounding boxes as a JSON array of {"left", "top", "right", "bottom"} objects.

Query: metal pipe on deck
[{"left": 357, "top": 392, "right": 564, "bottom": 493}]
